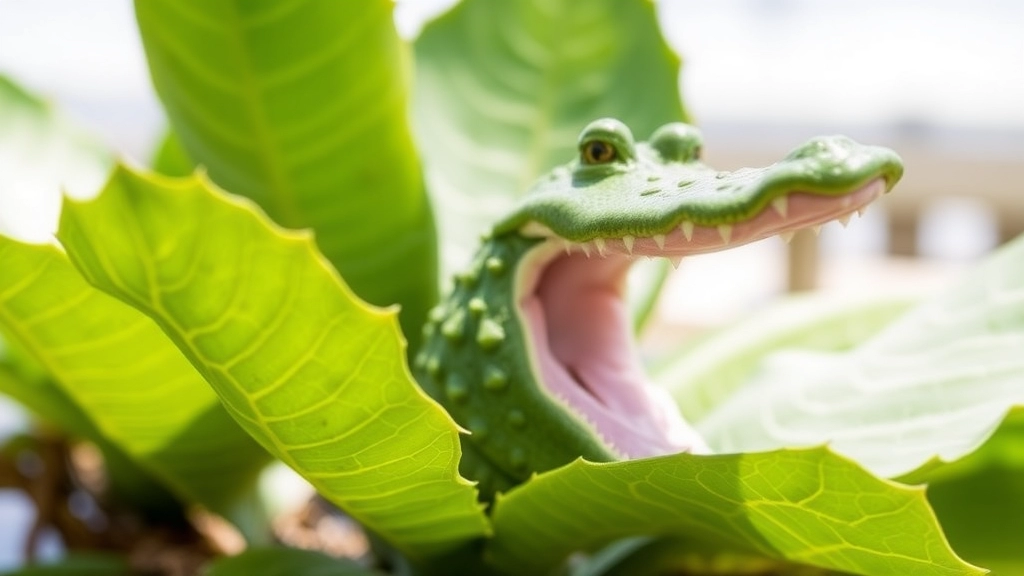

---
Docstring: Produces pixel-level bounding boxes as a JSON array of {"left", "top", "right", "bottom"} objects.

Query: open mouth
[{"left": 514, "top": 177, "right": 886, "bottom": 459}]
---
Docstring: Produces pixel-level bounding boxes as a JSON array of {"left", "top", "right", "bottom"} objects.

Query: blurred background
[{"left": 0, "top": 0, "right": 1022, "bottom": 569}]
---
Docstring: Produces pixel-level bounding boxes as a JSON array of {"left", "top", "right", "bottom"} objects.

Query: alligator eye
[
  {"left": 582, "top": 140, "right": 617, "bottom": 164},
  {"left": 650, "top": 123, "right": 703, "bottom": 163},
  {"left": 577, "top": 118, "right": 636, "bottom": 165}
]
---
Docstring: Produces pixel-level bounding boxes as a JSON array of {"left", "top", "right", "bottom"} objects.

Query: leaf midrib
[
  {"left": 221, "top": 2, "right": 301, "bottom": 224},
  {"left": 519, "top": 0, "right": 567, "bottom": 194}
]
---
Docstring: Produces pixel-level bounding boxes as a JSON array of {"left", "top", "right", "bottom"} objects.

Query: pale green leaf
[
  {"left": 656, "top": 292, "right": 917, "bottom": 422},
  {"left": 693, "top": 235, "right": 1024, "bottom": 478},
  {"left": 135, "top": 0, "right": 437, "bottom": 350},
  {"left": 0, "top": 75, "right": 108, "bottom": 242},
  {"left": 0, "top": 236, "right": 269, "bottom": 513},
  {"left": 629, "top": 259, "right": 671, "bottom": 334},
  {"left": 489, "top": 448, "right": 981, "bottom": 576},
  {"left": 204, "top": 547, "right": 382, "bottom": 576},
  {"left": 414, "top": 0, "right": 686, "bottom": 271},
  {"left": 57, "top": 166, "right": 489, "bottom": 560}
]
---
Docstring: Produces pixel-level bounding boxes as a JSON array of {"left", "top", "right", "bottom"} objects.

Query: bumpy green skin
[
  {"left": 414, "top": 118, "right": 903, "bottom": 499},
  {"left": 414, "top": 234, "right": 617, "bottom": 497}
]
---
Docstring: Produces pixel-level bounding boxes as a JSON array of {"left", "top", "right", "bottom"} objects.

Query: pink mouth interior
[{"left": 517, "top": 179, "right": 886, "bottom": 458}]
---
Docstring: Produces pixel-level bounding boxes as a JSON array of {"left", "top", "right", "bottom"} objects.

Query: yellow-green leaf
[
  {"left": 0, "top": 236, "right": 269, "bottom": 512},
  {"left": 57, "top": 165, "right": 489, "bottom": 561}
]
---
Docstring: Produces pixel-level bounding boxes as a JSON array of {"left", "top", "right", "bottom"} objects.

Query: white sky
[{"left": 1, "top": 0, "right": 1021, "bottom": 158}]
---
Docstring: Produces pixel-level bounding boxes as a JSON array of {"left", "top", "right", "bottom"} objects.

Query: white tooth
[
  {"left": 653, "top": 234, "right": 666, "bottom": 250},
  {"left": 838, "top": 214, "right": 852, "bottom": 227},
  {"left": 812, "top": 225, "right": 823, "bottom": 236},
  {"left": 562, "top": 240, "right": 573, "bottom": 255},
  {"left": 669, "top": 256, "right": 682, "bottom": 269},
  {"left": 679, "top": 221, "right": 694, "bottom": 241},
  {"left": 771, "top": 196, "right": 788, "bottom": 217},
  {"left": 779, "top": 231, "right": 795, "bottom": 243},
  {"left": 579, "top": 242, "right": 591, "bottom": 257},
  {"left": 594, "top": 237, "right": 607, "bottom": 256},
  {"left": 857, "top": 207, "right": 867, "bottom": 217},
  {"left": 717, "top": 224, "right": 732, "bottom": 243},
  {"left": 622, "top": 235, "right": 635, "bottom": 255}
]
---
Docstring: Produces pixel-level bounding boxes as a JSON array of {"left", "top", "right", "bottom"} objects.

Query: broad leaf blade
[
  {"left": 135, "top": 0, "right": 437, "bottom": 350},
  {"left": 57, "top": 166, "right": 489, "bottom": 560},
  {"left": 694, "top": 234, "right": 1024, "bottom": 478},
  {"left": 489, "top": 448, "right": 981, "bottom": 576},
  {"left": 415, "top": 0, "right": 687, "bottom": 270},
  {"left": 204, "top": 547, "right": 383, "bottom": 576},
  {"left": 0, "top": 236, "right": 269, "bottom": 513}
]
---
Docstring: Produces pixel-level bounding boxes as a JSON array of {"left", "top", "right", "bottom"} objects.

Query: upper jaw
[
  {"left": 520, "top": 176, "right": 888, "bottom": 263},
  {"left": 494, "top": 135, "right": 903, "bottom": 243}
]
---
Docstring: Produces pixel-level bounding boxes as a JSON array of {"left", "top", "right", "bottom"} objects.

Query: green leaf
[
  {"left": 489, "top": 448, "right": 981, "bottom": 576},
  {"left": 204, "top": 547, "right": 383, "bottom": 576},
  {"left": 135, "top": 0, "right": 437, "bottom": 350},
  {"left": 414, "top": 0, "right": 687, "bottom": 271},
  {"left": 693, "top": 234, "right": 1024, "bottom": 478},
  {"left": 57, "top": 166, "right": 490, "bottom": 561},
  {"left": 0, "top": 236, "right": 269, "bottom": 513},
  {"left": 0, "top": 554, "right": 129, "bottom": 576},
  {"left": 150, "top": 129, "right": 195, "bottom": 177},
  {"left": 0, "top": 337, "right": 180, "bottom": 512},
  {"left": 0, "top": 74, "right": 109, "bottom": 242},
  {"left": 909, "top": 408, "right": 1024, "bottom": 576},
  {"left": 656, "top": 292, "right": 917, "bottom": 422}
]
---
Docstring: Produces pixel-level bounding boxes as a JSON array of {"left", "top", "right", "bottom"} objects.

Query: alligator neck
[{"left": 414, "top": 233, "right": 615, "bottom": 499}]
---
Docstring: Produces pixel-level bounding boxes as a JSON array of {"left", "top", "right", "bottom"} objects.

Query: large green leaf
[
  {"left": 0, "top": 75, "right": 109, "bottom": 242},
  {"left": 135, "top": 0, "right": 437, "bottom": 351},
  {"left": 905, "top": 408, "right": 1024, "bottom": 576},
  {"left": 414, "top": 0, "right": 686, "bottom": 271},
  {"left": 489, "top": 448, "right": 980, "bottom": 576},
  {"left": 691, "top": 234, "right": 1024, "bottom": 479},
  {"left": 654, "top": 270, "right": 1024, "bottom": 574},
  {"left": 204, "top": 547, "right": 383, "bottom": 576},
  {"left": 57, "top": 166, "right": 489, "bottom": 561},
  {"left": 0, "top": 236, "right": 269, "bottom": 513}
]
